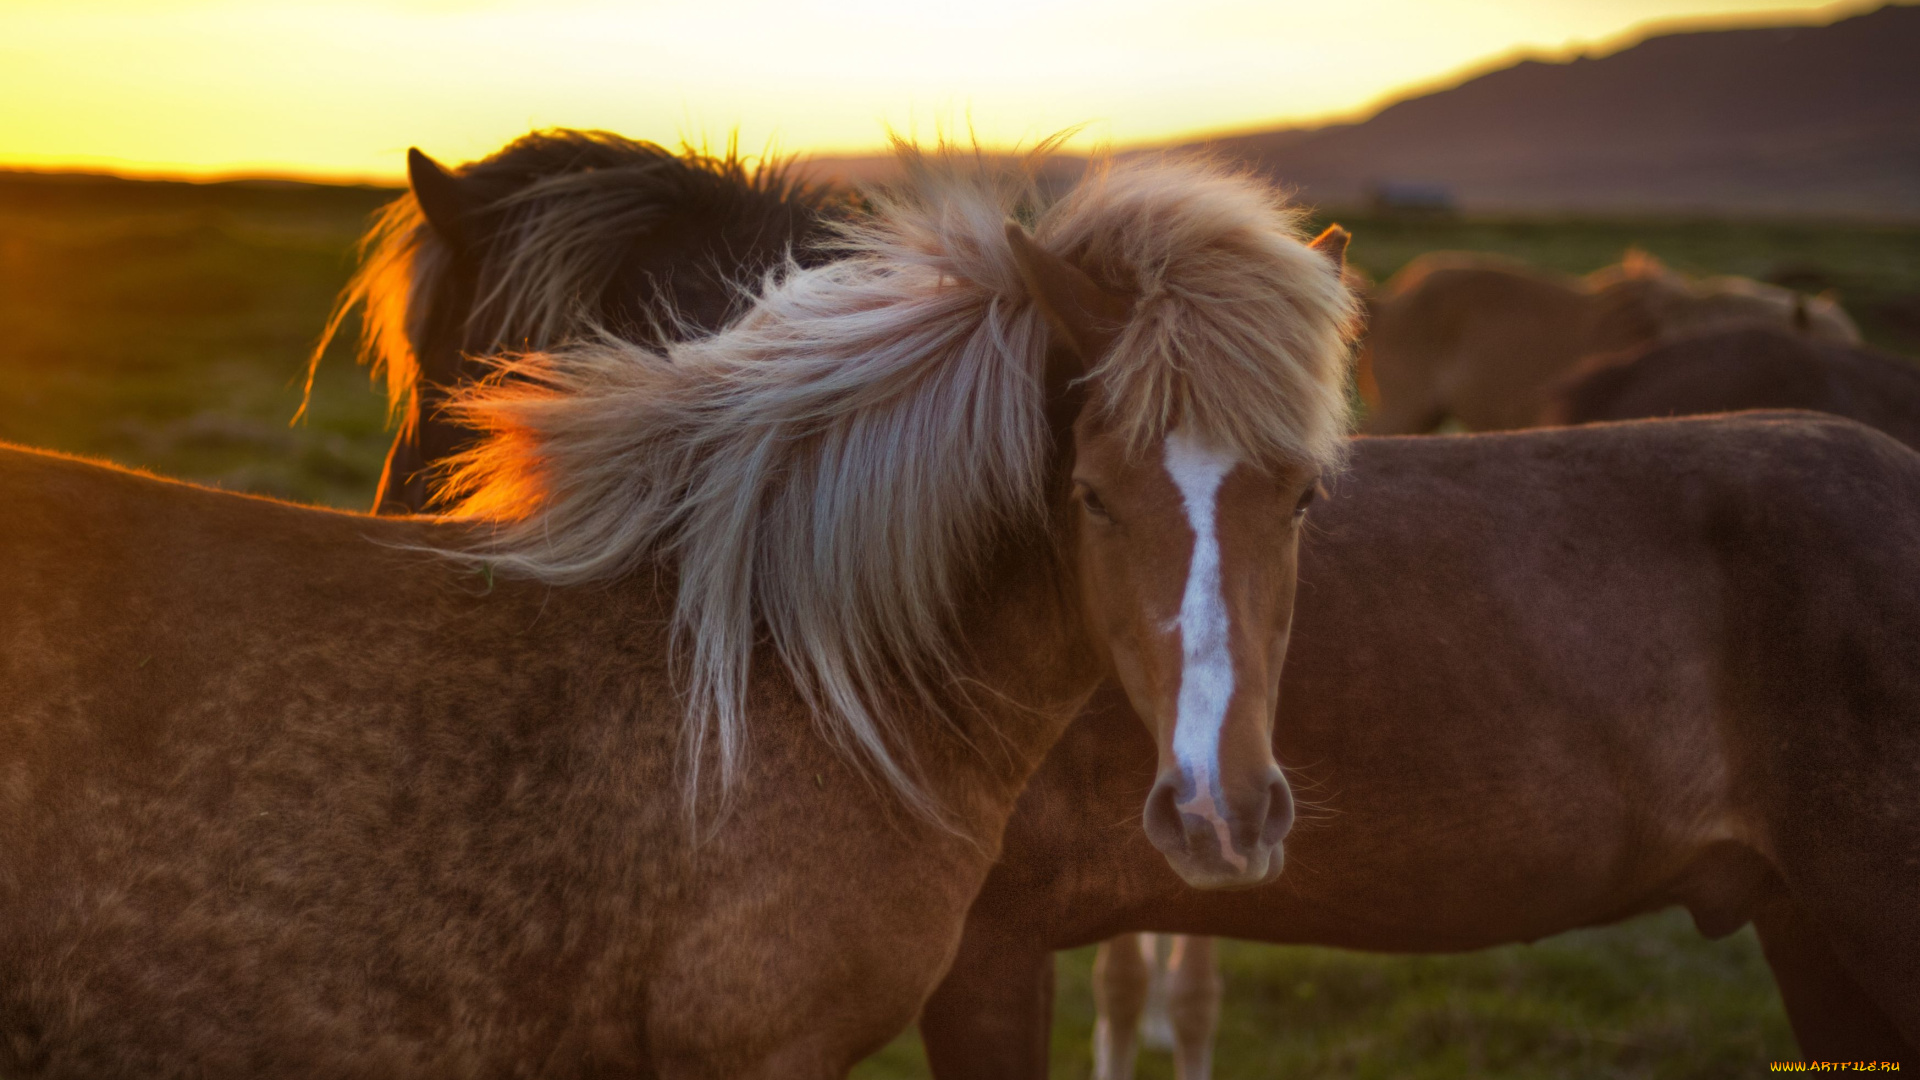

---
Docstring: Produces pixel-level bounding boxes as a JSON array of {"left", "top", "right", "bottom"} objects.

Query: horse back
[
  {"left": 0, "top": 446, "right": 685, "bottom": 1074},
  {"left": 1549, "top": 327, "right": 1920, "bottom": 453}
]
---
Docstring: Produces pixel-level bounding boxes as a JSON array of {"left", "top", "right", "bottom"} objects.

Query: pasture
[{"left": 4, "top": 168, "right": 1916, "bottom": 1078}]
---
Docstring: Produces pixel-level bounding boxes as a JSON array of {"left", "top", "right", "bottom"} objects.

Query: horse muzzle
[{"left": 1142, "top": 766, "right": 1294, "bottom": 889}]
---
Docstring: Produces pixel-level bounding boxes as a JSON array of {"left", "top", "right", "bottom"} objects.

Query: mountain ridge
[{"left": 1177, "top": 3, "right": 1920, "bottom": 217}]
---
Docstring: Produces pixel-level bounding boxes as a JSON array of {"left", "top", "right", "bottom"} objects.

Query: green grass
[
  {"left": 853, "top": 912, "right": 1797, "bottom": 1079},
  {"left": 0, "top": 171, "right": 396, "bottom": 508},
  {"left": 2, "top": 171, "right": 1909, "bottom": 1075}
]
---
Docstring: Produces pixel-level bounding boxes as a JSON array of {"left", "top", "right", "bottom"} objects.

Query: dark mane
[
  {"left": 455, "top": 129, "right": 847, "bottom": 345},
  {"left": 309, "top": 127, "right": 850, "bottom": 512}
]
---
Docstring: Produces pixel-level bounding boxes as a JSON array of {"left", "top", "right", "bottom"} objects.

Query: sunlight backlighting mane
[{"left": 437, "top": 142, "right": 1358, "bottom": 824}]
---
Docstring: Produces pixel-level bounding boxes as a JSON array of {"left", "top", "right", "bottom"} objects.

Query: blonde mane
[{"left": 438, "top": 145, "right": 1358, "bottom": 822}]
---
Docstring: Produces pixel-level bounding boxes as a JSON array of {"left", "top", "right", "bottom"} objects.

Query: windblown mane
[
  {"left": 306, "top": 129, "right": 837, "bottom": 424},
  {"left": 438, "top": 145, "right": 1358, "bottom": 822}
]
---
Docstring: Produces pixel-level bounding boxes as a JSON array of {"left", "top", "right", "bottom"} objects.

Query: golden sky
[{"left": 0, "top": 0, "right": 1861, "bottom": 182}]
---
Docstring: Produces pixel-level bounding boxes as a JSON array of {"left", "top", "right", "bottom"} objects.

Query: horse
[
  {"left": 1092, "top": 257, "right": 1886, "bottom": 1080},
  {"left": 1543, "top": 325, "right": 1920, "bottom": 451},
  {"left": 0, "top": 146, "right": 1361, "bottom": 1077},
  {"left": 337, "top": 131, "right": 1360, "bottom": 892},
  {"left": 1359, "top": 249, "right": 1861, "bottom": 434},
  {"left": 309, "top": 129, "right": 844, "bottom": 514},
  {"left": 920, "top": 414, "right": 1920, "bottom": 1076},
  {"left": 330, "top": 142, "right": 1910, "bottom": 1076}
]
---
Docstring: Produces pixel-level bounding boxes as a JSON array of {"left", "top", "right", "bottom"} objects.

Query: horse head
[
  {"left": 1009, "top": 219, "right": 1352, "bottom": 888},
  {"left": 318, "top": 131, "right": 836, "bottom": 513}
]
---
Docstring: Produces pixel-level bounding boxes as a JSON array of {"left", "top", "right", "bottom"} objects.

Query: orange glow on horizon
[{"left": 0, "top": 0, "right": 1871, "bottom": 184}]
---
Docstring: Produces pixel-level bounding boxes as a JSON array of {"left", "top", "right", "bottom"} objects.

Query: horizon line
[{"left": 0, "top": 0, "right": 1880, "bottom": 188}]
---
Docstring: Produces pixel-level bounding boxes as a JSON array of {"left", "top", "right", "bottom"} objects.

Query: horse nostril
[
  {"left": 1261, "top": 774, "right": 1296, "bottom": 847},
  {"left": 1142, "top": 779, "right": 1186, "bottom": 854}
]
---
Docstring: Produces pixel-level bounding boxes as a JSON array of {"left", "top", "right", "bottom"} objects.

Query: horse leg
[
  {"left": 1092, "top": 934, "right": 1153, "bottom": 1080},
  {"left": 919, "top": 933, "right": 1054, "bottom": 1080},
  {"left": 1752, "top": 896, "right": 1914, "bottom": 1063},
  {"left": 1166, "top": 935, "right": 1222, "bottom": 1080},
  {"left": 1139, "top": 934, "right": 1177, "bottom": 1050}
]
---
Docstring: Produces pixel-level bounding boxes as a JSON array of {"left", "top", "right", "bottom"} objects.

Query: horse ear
[
  {"left": 408, "top": 147, "right": 474, "bottom": 252},
  {"left": 1309, "top": 224, "right": 1350, "bottom": 271},
  {"left": 1004, "top": 220, "right": 1130, "bottom": 376},
  {"left": 1621, "top": 247, "right": 1666, "bottom": 279}
]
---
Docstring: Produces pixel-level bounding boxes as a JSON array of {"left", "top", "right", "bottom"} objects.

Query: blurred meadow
[
  {"left": 0, "top": 172, "right": 393, "bottom": 508},
  {"left": 3, "top": 168, "right": 1916, "bottom": 1076}
]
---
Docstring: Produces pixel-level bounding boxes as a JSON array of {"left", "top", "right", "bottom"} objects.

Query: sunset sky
[{"left": 0, "top": 0, "right": 1866, "bottom": 182}]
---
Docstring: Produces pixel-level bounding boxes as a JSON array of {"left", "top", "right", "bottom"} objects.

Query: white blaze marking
[{"left": 1163, "top": 427, "right": 1245, "bottom": 871}]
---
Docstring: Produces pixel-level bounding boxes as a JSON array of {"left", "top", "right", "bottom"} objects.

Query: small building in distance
[{"left": 1367, "top": 180, "right": 1457, "bottom": 217}]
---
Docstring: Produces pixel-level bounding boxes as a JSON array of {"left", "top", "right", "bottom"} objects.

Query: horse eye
[
  {"left": 1293, "top": 484, "right": 1319, "bottom": 517},
  {"left": 1077, "top": 484, "right": 1112, "bottom": 522}
]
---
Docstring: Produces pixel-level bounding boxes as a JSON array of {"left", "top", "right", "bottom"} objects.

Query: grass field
[{"left": 4, "top": 168, "right": 1915, "bottom": 1077}]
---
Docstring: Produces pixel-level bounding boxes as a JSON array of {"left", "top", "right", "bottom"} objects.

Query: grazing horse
[
  {"left": 1544, "top": 325, "right": 1920, "bottom": 451},
  {"left": 0, "top": 148, "right": 1360, "bottom": 1077},
  {"left": 919, "top": 414, "right": 1920, "bottom": 1076},
  {"left": 310, "top": 128, "right": 842, "bottom": 513},
  {"left": 1360, "top": 249, "right": 1861, "bottom": 434}
]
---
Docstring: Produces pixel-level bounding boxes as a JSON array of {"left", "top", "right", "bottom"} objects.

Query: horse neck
[{"left": 914, "top": 527, "right": 1106, "bottom": 829}]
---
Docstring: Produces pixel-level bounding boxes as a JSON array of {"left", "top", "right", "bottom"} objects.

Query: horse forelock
[
  {"left": 1040, "top": 155, "right": 1359, "bottom": 474},
  {"left": 433, "top": 144, "right": 1358, "bottom": 826}
]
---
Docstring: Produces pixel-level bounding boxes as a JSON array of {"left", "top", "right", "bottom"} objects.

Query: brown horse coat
[
  {"left": 1359, "top": 251, "right": 1861, "bottom": 434},
  {"left": 1545, "top": 326, "right": 1920, "bottom": 451},
  {"left": 0, "top": 448, "right": 1069, "bottom": 1077},
  {"left": 921, "top": 415, "right": 1920, "bottom": 1074}
]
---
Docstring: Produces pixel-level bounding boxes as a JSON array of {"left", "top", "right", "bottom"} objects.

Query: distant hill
[
  {"left": 798, "top": 5, "right": 1919, "bottom": 219},
  {"left": 1181, "top": 3, "right": 1920, "bottom": 218}
]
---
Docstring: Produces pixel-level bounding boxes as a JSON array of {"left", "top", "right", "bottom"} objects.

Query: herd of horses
[{"left": 2, "top": 128, "right": 1917, "bottom": 1078}]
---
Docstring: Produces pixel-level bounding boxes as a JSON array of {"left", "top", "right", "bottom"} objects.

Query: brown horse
[
  {"left": 1360, "top": 250, "right": 1861, "bottom": 434},
  {"left": 310, "top": 129, "right": 843, "bottom": 513},
  {"left": 335, "top": 141, "right": 1910, "bottom": 1074},
  {"left": 1096, "top": 258, "right": 1887, "bottom": 1080},
  {"left": 1544, "top": 325, "right": 1920, "bottom": 450},
  {"left": 0, "top": 148, "right": 1359, "bottom": 1077},
  {"left": 920, "top": 415, "right": 1920, "bottom": 1075}
]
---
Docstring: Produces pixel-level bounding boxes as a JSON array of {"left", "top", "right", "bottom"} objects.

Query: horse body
[
  {"left": 1359, "top": 256, "right": 1597, "bottom": 433},
  {"left": 1360, "top": 250, "right": 1863, "bottom": 435},
  {"left": 0, "top": 448, "right": 1047, "bottom": 1076},
  {"left": 922, "top": 416, "right": 1920, "bottom": 1075},
  {"left": 1546, "top": 326, "right": 1920, "bottom": 450}
]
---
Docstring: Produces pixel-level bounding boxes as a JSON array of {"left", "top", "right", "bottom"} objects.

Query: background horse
[
  {"left": 0, "top": 148, "right": 1359, "bottom": 1077},
  {"left": 310, "top": 129, "right": 843, "bottom": 513},
  {"left": 1543, "top": 325, "right": 1920, "bottom": 450},
  {"left": 1359, "top": 249, "right": 1860, "bottom": 434},
  {"left": 919, "top": 414, "right": 1920, "bottom": 1077}
]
